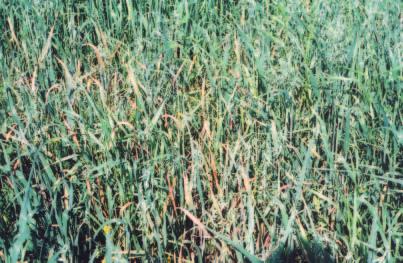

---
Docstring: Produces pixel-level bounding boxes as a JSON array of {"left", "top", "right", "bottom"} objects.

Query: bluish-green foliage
[{"left": 0, "top": 0, "right": 401, "bottom": 262}]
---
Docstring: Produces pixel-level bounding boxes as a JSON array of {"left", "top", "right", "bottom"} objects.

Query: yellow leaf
[{"left": 313, "top": 195, "right": 320, "bottom": 212}]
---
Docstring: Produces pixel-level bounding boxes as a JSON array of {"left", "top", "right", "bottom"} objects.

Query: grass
[{"left": 0, "top": 0, "right": 402, "bottom": 262}]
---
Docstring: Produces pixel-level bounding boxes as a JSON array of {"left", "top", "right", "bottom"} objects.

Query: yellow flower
[
  {"left": 103, "top": 225, "right": 111, "bottom": 235},
  {"left": 101, "top": 258, "right": 106, "bottom": 263}
]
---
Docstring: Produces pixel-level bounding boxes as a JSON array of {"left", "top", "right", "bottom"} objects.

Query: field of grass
[{"left": 0, "top": 0, "right": 402, "bottom": 262}]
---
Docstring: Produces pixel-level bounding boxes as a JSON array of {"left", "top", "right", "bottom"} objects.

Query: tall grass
[{"left": 0, "top": 0, "right": 401, "bottom": 262}]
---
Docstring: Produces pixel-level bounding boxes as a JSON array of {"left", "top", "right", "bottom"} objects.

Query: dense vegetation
[{"left": 0, "top": 0, "right": 401, "bottom": 262}]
